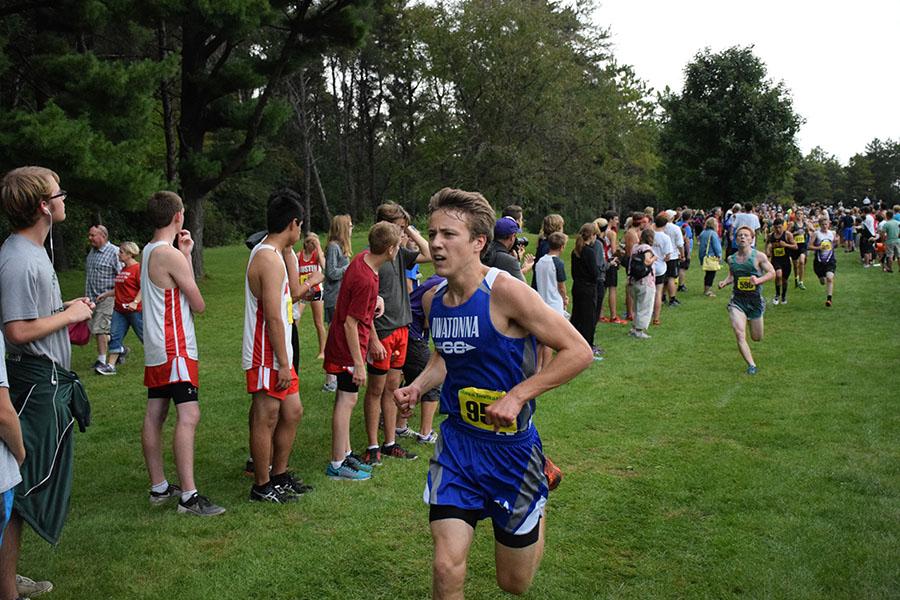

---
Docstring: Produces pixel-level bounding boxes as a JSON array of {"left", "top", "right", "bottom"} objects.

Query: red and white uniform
[
  {"left": 297, "top": 249, "right": 322, "bottom": 294},
  {"left": 142, "top": 241, "right": 199, "bottom": 388},
  {"left": 242, "top": 243, "right": 293, "bottom": 381}
]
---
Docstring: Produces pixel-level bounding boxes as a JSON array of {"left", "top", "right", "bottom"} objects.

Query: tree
[
  {"left": 659, "top": 46, "right": 802, "bottom": 208},
  {"left": 865, "top": 138, "right": 900, "bottom": 204},
  {"left": 792, "top": 147, "right": 843, "bottom": 203}
]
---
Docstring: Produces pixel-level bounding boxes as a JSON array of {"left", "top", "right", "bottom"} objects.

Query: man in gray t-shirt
[
  {"left": 361, "top": 203, "right": 431, "bottom": 465},
  {"left": 0, "top": 233, "right": 73, "bottom": 370},
  {"left": 0, "top": 166, "right": 93, "bottom": 600}
]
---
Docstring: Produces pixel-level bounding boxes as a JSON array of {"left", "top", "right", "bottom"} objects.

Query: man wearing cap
[{"left": 481, "top": 216, "right": 533, "bottom": 282}]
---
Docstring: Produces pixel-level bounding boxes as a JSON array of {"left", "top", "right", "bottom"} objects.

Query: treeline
[{"left": 0, "top": 1, "right": 897, "bottom": 272}]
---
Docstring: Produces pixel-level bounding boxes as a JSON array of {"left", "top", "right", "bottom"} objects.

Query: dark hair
[
  {"left": 773, "top": 217, "right": 784, "bottom": 226},
  {"left": 502, "top": 205, "right": 523, "bottom": 222},
  {"left": 654, "top": 214, "right": 668, "bottom": 228},
  {"left": 148, "top": 191, "right": 184, "bottom": 229},
  {"left": 744, "top": 203, "right": 754, "bottom": 212},
  {"left": 640, "top": 228, "right": 655, "bottom": 245},
  {"left": 267, "top": 188, "right": 304, "bottom": 233},
  {"left": 603, "top": 210, "right": 617, "bottom": 222},
  {"left": 375, "top": 201, "right": 410, "bottom": 225}
]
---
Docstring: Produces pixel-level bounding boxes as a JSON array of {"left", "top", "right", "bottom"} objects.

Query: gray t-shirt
[
  {"left": 0, "top": 334, "right": 22, "bottom": 493},
  {"left": 0, "top": 234, "right": 72, "bottom": 369},
  {"left": 374, "top": 246, "right": 418, "bottom": 337}
]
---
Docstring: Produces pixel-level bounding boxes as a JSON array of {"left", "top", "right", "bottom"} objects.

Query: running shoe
[
  {"left": 677, "top": 284, "right": 687, "bottom": 292},
  {"left": 599, "top": 316, "right": 611, "bottom": 323},
  {"left": 627, "top": 328, "right": 636, "bottom": 337},
  {"left": 544, "top": 456, "right": 563, "bottom": 491},
  {"left": 326, "top": 459, "right": 371, "bottom": 481},
  {"left": 15, "top": 575, "right": 53, "bottom": 598},
  {"left": 669, "top": 298, "right": 682, "bottom": 307},
  {"left": 321, "top": 381, "right": 337, "bottom": 392},
  {"left": 780, "top": 298, "right": 787, "bottom": 305},
  {"left": 591, "top": 345, "right": 605, "bottom": 356},
  {"left": 704, "top": 291, "right": 717, "bottom": 298},
  {"left": 416, "top": 430, "right": 438, "bottom": 444},
  {"left": 273, "top": 471, "right": 314, "bottom": 496},
  {"left": 825, "top": 299, "right": 832, "bottom": 307},
  {"left": 395, "top": 426, "right": 418, "bottom": 439},
  {"left": 652, "top": 319, "right": 661, "bottom": 326},
  {"left": 149, "top": 483, "right": 183, "bottom": 505},
  {"left": 361, "top": 447, "right": 382, "bottom": 466},
  {"left": 346, "top": 453, "right": 374, "bottom": 473},
  {"left": 249, "top": 482, "right": 298, "bottom": 503},
  {"left": 633, "top": 331, "right": 651, "bottom": 339},
  {"left": 243, "top": 459, "right": 255, "bottom": 477},
  {"left": 177, "top": 493, "right": 226, "bottom": 516},
  {"left": 95, "top": 363, "right": 117, "bottom": 376},
  {"left": 381, "top": 443, "right": 418, "bottom": 460},
  {"left": 746, "top": 365, "right": 758, "bottom": 375},
  {"left": 798, "top": 281, "right": 806, "bottom": 290},
  {"left": 92, "top": 360, "right": 105, "bottom": 373},
  {"left": 612, "top": 317, "right": 629, "bottom": 324},
  {"left": 772, "top": 297, "right": 780, "bottom": 305},
  {"left": 794, "top": 279, "right": 799, "bottom": 288}
]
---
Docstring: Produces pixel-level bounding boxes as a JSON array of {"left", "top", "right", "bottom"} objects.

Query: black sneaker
[
  {"left": 677, "top": 284, "right": 687, "bottom": 292},
  {"left": 669, "top": 298, "right": 682, "bottom": 307},
  {"left": 381, "top": 443, "right": 418, "bottom": 460},
  {"left": 177, "top": 492, "right": 226, "bottom": 516},
  {"left": 249, "top": 482, "right": 298, "bottom": 503},
  {"left": 272, "top": 471, "right": 314, "bottom": 496},
  {"left": 149, "top": 483, "right": 182, "bottom": 505}
]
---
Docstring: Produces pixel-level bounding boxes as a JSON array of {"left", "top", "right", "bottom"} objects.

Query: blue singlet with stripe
[{"left": 429, "top": 268, "right": 538, "bottom": 439}]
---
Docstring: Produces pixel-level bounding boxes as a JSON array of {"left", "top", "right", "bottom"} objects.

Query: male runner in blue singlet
[{"left": 394, "top": 188, "right": 592, "bottom": 599}]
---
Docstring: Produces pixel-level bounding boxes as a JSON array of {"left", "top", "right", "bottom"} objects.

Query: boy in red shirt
[{"left": 324, "top": 222, "right": 400, "bottom": 480}]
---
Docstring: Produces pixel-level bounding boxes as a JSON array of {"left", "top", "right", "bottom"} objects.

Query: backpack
[{"left": 628, "top": 250, "right": 651, "bottom": 280}]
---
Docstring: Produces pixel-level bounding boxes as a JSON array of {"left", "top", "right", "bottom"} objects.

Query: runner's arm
[
  {"left": 167, "top": 242, "right": 205, "bottom": 314},
  {"left": 486, "top": 277, "right": 592, "bottom": 428},
  {"left": 753, "top": 253, "right": 776, "bottom": 286},
  {"left": 783, "top": 231, "right": 798, "bottom": 250},
  {"left": 258, "top": 252, "right": 291, "bottom": 387}
]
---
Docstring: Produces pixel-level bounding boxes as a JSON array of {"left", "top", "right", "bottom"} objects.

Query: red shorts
[
  {"left": 246, "top": 365, "right": 299, "bottom": 401},
  {"left": 144, "top": 356, "right": 199, "bottom": 389},
  {"left": 367, "top": 326, "right": 408, "bottom": 372},
  {"left": 323, "top": 361, "right": 354, "bottom": 375}
]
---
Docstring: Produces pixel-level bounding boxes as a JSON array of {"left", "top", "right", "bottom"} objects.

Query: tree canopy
[{"left": 658, "top": 46, "right": 802, "bottom": 209}]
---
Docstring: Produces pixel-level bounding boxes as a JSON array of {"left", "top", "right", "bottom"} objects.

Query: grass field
[{"left": 20, "top": 233, "right": 900, "bottom": 599}]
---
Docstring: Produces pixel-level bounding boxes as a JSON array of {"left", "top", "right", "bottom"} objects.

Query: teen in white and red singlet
[
  {"left": 242, "top": 243, "right": 293, "bottom": 386},
  {"left": 142, "top": 241, "right": 199, "bottom": 387}
]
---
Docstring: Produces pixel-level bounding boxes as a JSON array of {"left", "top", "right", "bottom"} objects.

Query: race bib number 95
[
  {"left": 458, "top": 387, "right": 516, "bottom": 434},
  {"left": 820, "top": 240, "right": 832, "bottom": 251},
  {"left": 773, "top": 247, "right": 785, "bottom": 257},
  {"left": 737, "top": 276, "right": 756, "bottom": 292}
]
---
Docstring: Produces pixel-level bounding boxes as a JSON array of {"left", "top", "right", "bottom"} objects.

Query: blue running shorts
[{"left": 424, "top": 418, "right": 548, "bottom": 539}]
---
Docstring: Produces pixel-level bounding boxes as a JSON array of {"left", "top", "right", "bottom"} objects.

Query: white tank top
[
  {"left": 141, "top": 241, "right": 199, "bottom": 367},
  {"left": 242, "top": 242, "right": 293, "bottom": 371}
]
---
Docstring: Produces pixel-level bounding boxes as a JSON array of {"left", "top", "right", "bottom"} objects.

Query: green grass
[{"left": 22, "top": 234, "right": 900, "bottom": 599}]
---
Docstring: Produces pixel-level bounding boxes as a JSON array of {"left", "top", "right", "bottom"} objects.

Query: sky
[{"left": 591, "top": 0, "right": 900, "bottom": 164}]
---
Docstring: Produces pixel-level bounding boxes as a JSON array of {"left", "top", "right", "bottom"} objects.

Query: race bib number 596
[
  {"left": 458, "top": 387, "right": 516, "bottom": 434},
  {"left": 737, "top": 276, "right": 756, "bottom": 292}
]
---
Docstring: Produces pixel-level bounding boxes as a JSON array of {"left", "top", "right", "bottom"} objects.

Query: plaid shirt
[{"left": 85, "top": 241, "right": 121, "bottom": 300}]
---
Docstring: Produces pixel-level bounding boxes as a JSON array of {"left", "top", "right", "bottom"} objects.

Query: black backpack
[{"left": 628, "top": 250, "right": 651, "bottom": 280}]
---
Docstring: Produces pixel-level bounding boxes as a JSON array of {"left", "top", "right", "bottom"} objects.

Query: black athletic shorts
[
  {"left": 679, "top": 258, "right": 691, "bottom": 271},
  {"left": 666, "top": 259, "right": 679, "bottom": 279},
  {"left": 148, "top": 382, "right": 198, "bottom": 405},
  {"left": 655, "top": 274, "right": 666, "bottom": 286},
  {"left": 605, "top": 266, "right": 619, "bottom": 288},
  {"left": 813, "top": 259, "right": 836, "bottom": 279}
]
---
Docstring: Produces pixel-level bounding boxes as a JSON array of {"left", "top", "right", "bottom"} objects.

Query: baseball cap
[{"left": 494, "top": 216, "right": 521, "bottom": 237}]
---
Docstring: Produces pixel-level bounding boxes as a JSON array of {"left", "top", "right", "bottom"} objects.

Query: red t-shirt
[
  {"left": 323, "top": 251, "right": 379, "bottom": 366},
  {"left": 114, "top": 263, "right": 141, "bottom": 313}
]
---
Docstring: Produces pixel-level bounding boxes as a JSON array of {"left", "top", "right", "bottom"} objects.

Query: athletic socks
[
  {"left": 97, "top": 354, "right": 107, "bottom": 364},
  {"left": 775, "top": 284, "right": 781, "bottom": 297},
  {"left": 331, "top": 460, "right": 344, "bottom": 470},
  {"left": 151, "top": 480, "right": 170, "bottom": 494},
  {"left": 181, "top": 489, "right": 198, "bottom": 503}
]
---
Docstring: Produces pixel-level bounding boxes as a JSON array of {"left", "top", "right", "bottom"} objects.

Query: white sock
[
  {"left": 97, "top": 354, "right": 107, "bottom": 363},
  {"left": 181, "top": 489, "right": 197, "bottom": 502},
  {"left": 368, "top": 444, "right": 379, "bottom": 450},
  {"left": 331, "top": 460, "right": 344, "bottom": 470},
  {"left": 151, "top": 480, "right": 169, "bottom": 494}
]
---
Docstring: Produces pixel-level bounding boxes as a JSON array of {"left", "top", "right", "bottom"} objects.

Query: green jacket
[{"left": 7, "top": 354, "right": 90, "bottom": 545}]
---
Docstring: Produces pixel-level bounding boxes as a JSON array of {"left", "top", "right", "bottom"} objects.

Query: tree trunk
[
  {"left": 157, "top": 21, "right": 177, "bottom": 185},
  {"left": 185, "top": 187, "right": 205, "bottom": 279}
]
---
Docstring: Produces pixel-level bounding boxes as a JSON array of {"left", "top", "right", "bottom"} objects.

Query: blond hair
[
  {"left": 119, "top": 241, "right": 140, "bottom": 258},
  {"left": 1, "top": 166, "right": 60, "bottom": 229},
  {"left": 327, "top": 215, "right": 352, "bottom": 257}
]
